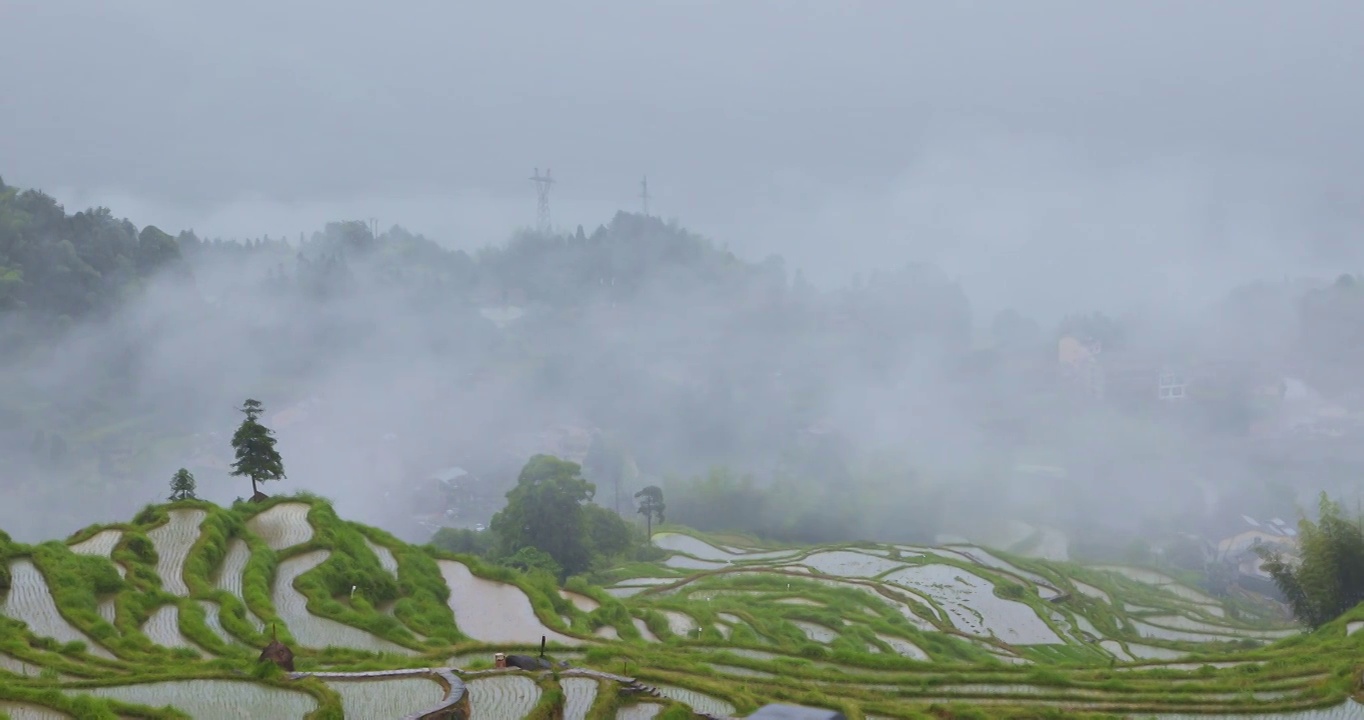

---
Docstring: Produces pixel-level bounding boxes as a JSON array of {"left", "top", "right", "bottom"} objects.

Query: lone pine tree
[
  {"left": 168, "top": 468, "right": 197, "bottom": 501},
  {"left": 635, "top": 485, "right": 666, "bottom": 539},
  {"left": 230, "top": 398, "right": 285, "bottom": 498}
]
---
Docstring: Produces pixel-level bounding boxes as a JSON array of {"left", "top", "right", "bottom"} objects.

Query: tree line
[
  {"left": 0, "top": 177, "right": 184, "bottom": 331},
  {"left": 164, "top": 393, "right": 662, "bottom": 583}
]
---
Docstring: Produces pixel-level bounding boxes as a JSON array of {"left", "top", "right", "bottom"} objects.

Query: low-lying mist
[{"left": 1, "top": 182, "right": 1361, "bottom": 567}]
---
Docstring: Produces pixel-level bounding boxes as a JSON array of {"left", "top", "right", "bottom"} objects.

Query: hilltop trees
[
  {"left": 635, "top": 485, "right": 666, "bottom": 538},
  {"left": 457, "top": 454, "right": 645, "bottom": 580},
  {"left": 0, "top": 181, "right": 185, "bottom": 324},
  {"left": 1258, "top": 493, "right": 1364, "bottom": 628},
  {"left": 491, "top": 455, "right": 597, "bottom": 577},
  {"left": 230, "top": 399, "right": 285, "bottom": 499},
  {"left": 168, "top": 468, "right": 197, "bottom": 501}
]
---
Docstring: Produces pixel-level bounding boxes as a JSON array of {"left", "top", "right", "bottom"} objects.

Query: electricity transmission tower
[
  {"left": 530, "top": 168, "right": 554, "bottom": 234},
  {"left": 640, "top": 176, "right": 651, "bottom": 217}
]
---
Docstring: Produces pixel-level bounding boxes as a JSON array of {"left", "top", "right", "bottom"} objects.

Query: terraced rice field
[
  {"left": 1074, "top": 581, "right": 1113, "bottom": 603},
  {"left": 208, "top": 539, "right": 265, "bottom": 632},
  {"left": 631, "top": 617, "right": 659, "bottom": 642},
  {"left": 466, "top": 674, "right": 541, "bottom": 720},
  {"left": 794, "top": 550, "right": 907, "bottom": 578},
  {"left": 1139, "top": 701, "right": 1364, "bottom": 718},
  {"left": 1144, "top": 614, "right": 1295, "bottom": 640},
  {"left": 876, "top": 633, "right": 930, "bottom": 659},
  {"left": 615, "top": 703, "right": 663, "bottom": 720},
  {"left": 64, "top": 679, "right": 318, "bottom": 718},
  {"left": 0, "top": 497, "right": 1349, "bottom": 718},
  {"left": 198, "top": 600, "right": 232, "bottom": 643},
  {"left": 439, "top": 560, "right": 580, "bottom": 646},
  {"left": 562, "top": 676, "right": 600, "bottom": 720},
  {"left": 363, "top": 538, "right": 399, "bottom": 575},
  {"left": 147, "top": 509, "right": 205, "bottom": 597},
  {"left": 212, "top": 538, "right": 251, "bottom": 597},
  {"left": 652, "top": 684, "right": 736, "bottom": 717},
  {"left": 884, "top": 564, "right": 1065, "bottom": 644},
  {"left": 791, "top": 620, "right": 838, "bottom": 643},
  {"left": 0, "top": 655, "right": 43, "bottom": 678},
  {"left": 0, "top": 702, "right": 67, "bottom": 720},
  {"left": 662, "top": 610, "right": 697, "bottom": 637},
  {"left": 95, "top": 597, "right": 116, "bottom": 626},
  {"left": 562, "top": 591, "right": 600, "bottom": 612},
  {"left": 710, "top": 664, "right": 776, "bottom": 678},
  {"left": 67, "top": 529, "right": 120, "bottom": 558},
  {"left": 140, "top": 605, "right": 195, "bottom": 650},
  {"left": 600, "top": 529, "right": 1332, "bottom": 715},
  {"left": 246, "top": 502, "right": 314, "bottom": 550},
  {"left": 326, "top": 676, "right": 446, "bottom": 718},
  {"left": 0, "top": 560, "right": 115, "bottom": 659},
  {"left": 652, "top": 532, "right": 798, "bottom": 563},
  {"left": 272, "top": 550, "right": 416, "bottom": 654}
]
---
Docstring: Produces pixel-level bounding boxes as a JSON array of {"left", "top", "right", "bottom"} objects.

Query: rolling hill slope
[{"left": 1, "top": 495, "right": 1362, "bottom": 719}]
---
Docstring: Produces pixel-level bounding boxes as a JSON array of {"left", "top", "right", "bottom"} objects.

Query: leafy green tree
[
  {"left": 135, "top": 225, "right": 184, "bottom": 274},
  {"left": 1258, "top": 493, "right": 1364, "bottom": 628},
  {"left": 490, "top": 455, "right": 595, "bottom": 577},
  {"left": 168, "top": 468, "right": 197, "bottom": 501},
  {"left": 230, "top": 399, "right": 285, "bottom": 497},
  {"left": 634, "top": 485, "right": 666, "bottom": 538},
  {"left": 583, "top": 504, "right": 634, "bottom": 560}
]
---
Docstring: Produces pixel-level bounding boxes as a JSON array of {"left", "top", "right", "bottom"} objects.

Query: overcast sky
[{"left": 2, "top": 0, "right": 1363, "bottom": 317}]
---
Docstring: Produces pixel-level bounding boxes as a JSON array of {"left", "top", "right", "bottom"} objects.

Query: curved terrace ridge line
[{"left": 289, "top": 667, "right": 466, "bottom": 719}]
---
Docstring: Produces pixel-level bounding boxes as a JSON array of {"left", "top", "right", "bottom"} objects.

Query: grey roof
[{"left": 748, "top": 705, "right": 846, "bottom": 720}]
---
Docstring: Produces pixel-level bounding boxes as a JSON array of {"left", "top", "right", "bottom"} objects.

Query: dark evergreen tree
[
  {"left": 635, "top": 485, "right": 666, "bottom": 539},
  {"left": 168, "top": 468, "right": 197, "bottom": 501},
  {"left": 230, "top": 399, "right": 285, "bottom": 498}
]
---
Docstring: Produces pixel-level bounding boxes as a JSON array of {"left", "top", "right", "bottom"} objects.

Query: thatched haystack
[{"left": 258, "top": 625, "right": 294, "bottom": 671}]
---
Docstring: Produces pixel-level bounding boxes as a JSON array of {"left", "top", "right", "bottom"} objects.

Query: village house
[
  {"left": 1214, "top": 516, "right": 1299, "bottom": 592},
  {"left": 1056, "top": 335, "right": 1298, "bottom": 426}
]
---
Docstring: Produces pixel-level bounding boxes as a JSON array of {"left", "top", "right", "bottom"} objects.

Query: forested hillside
[{"left": 0, "top": 177, "right": 183, "bottom": 328}]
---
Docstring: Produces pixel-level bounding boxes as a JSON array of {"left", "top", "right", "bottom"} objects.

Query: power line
[{"left": 530, "top": 168, "right": 554, "bottom": 234}]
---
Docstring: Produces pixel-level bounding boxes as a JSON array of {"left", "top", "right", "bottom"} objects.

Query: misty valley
[{"left": 4, "top": 173, "right": 1364, "bottom": 719}]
